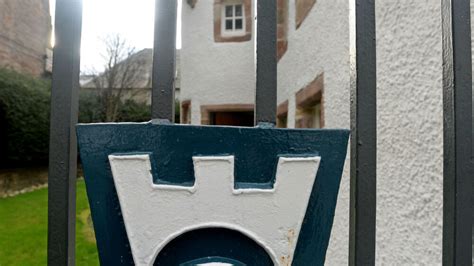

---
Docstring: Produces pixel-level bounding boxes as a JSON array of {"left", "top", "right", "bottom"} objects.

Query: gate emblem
[{"left": 77, "top": 123, "right": 349, "bottom": 265}]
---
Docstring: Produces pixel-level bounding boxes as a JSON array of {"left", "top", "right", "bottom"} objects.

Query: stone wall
[
  {"left": 0, "top": 168, "right": 48, "bottom": 198},
  {"left": 0, "top": 0, "right": 52, "bottom": 77}
]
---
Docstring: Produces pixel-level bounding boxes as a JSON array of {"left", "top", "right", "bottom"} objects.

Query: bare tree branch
[{"left": 86, "top": 34, "right": 146, "bottom": 121}]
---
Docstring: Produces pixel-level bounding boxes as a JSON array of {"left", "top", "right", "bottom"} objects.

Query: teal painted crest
[{"left": 77, "top": 123, "right": 349, "bottom": 265}]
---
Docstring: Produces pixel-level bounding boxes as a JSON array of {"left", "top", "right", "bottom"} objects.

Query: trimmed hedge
[
  {"left": 78, "top": 94, "right": 179, "bottom": 123},
  {"left": 78, "top": 90, "right": 105, "bottom": 123},
  {"left": 0, "top": 69, "right": 51, "bottom": 167},
  {"left": 78, "top": 92, "right": 152, "bottom": 123},
  {"left": 0, "top": 69, "right": 156, "bottom": 168},
  {"left": 117, "top": 99, "right": 151, "bottom": 122}
]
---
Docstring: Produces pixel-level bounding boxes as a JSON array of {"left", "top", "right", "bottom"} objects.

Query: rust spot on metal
[
  {"left": 280, "top": 254, "right": 291, "bottom": 266},
  {"left": 279, "top": 229, "right": 296, "bottom": 266},
  {"left": 287, "top": 228, "right": 296, "bottom": 248}
]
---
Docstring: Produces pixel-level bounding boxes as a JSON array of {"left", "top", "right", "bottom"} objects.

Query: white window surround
[{"left": 221, "top": 1, "right": 245, "bottom": 37}]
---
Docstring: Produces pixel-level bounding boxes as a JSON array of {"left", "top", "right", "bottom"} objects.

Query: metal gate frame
[{"left": 47, "top": 0, "right": 472, "bottom": 265}]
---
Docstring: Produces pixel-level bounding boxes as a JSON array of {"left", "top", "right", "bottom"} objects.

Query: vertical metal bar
[
  {"left": 441, "top": 0, "right": 473, "bottom": 264},
  {"left": 255, "top": 0, "right": 277, "bottom": 126},
  {"left": 152, "top": 0, "right": 177, "bottom": 122},
  {"left": 349, "top": 0, "right": 376, "bottom": 265},
  {"left": 47, "top": 0, "right": 83, "bottom": 265}
]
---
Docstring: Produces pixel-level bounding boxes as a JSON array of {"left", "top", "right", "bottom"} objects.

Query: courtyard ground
[{"left": 0, "top": 179, "right": 99, "bottom": 265}]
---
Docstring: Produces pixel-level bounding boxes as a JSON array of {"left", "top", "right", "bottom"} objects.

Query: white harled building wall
[
  {"left": 278, "top": 1, "right": 448, "bottom": 264},
  {"left": 180, "top": 0, "right": 472, "bottom": 264},
  {"left": 180, "top": 0, "right": 256, "bottom": 124}
]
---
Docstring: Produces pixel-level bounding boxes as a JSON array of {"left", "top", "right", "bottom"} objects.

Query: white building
[
  {"left": 180, "top": 0, "right": 472, "bottom": 264},
  {"left": 180, "top": 0, "right": 256, "bottom": 125},
  {"left": 81, "top": 49, "right": 182, "bottom": 105}
]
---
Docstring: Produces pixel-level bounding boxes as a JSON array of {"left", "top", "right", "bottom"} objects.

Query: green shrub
[
  {"left": 117, "top": 99, "right": 180, "bottom": 123},
  {"left": 0, "top": 68, "right": 167, "bottom": 167},
  {"left": 0, "top": 69, "right": 51, "bottom": 167},
  {"left": 116, "top": 99, "right": 151, "bottom": 122},
  {"left": 78, "top": 90, "right": 105, "bottom": 123},
  {"left": 79, "top": 93, "right": 152, "bottom": 123},
  {"left": 175, "top": 99, "right": 180, "bottom": 123}
]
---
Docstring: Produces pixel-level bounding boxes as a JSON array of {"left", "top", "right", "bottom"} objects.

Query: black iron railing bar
[
  {"left": 47, "top": 0, "right": 83, "bottom": 265},
  {"left": 255, "top": 0, "right": 277, "bottom": 126},
  {"left": 349, "top": 0, "right": 377, "bottom": 265},
  {"left": 152, "top": 0, "right": 178, "bottom": 123},
  {"left": 441, "top": 0, "right": 473, "bottom": 264}
]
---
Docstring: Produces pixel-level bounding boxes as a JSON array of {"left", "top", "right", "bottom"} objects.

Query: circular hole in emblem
[
  {"left": 180, "top": 256, "right": 245, "bottom": 266},
  {"left": 154, "top": 228, "right": 273, "bottom": 266}
]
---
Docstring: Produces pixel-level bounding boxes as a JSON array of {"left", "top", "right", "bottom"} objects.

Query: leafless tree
[{"left": 86, "top": 34, "right": 147, "bottom": 122}]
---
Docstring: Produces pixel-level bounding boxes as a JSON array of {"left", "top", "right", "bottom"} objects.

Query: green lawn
[{"left": 0, "top": 180, "right": 99, "bottom": 265}]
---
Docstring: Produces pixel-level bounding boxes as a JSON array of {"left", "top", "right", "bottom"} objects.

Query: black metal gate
[{"left": 47, "top": 0, "right": 472, "bottom": 265}]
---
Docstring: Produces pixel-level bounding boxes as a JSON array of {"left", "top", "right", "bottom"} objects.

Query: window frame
[
  {"left": 213, "top": 0, "right": 252, "bottom": 43},
  {"left": 221, "top": 2, "right": 246, "bottom": 37},
  {"left": 295, "top": 73, "right": 325, "bottom": 129}
]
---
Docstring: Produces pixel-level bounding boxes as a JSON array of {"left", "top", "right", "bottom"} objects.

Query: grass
[{"left": 0, "top": 179, "right": 99, "bottom": 265}]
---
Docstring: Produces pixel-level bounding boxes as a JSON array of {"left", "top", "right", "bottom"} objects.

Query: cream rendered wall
[
  {"left": 180, "top": 0, "right": 255, "bottom": 124},
  {"left": 276, "top": 1, "right": 350, "bottom": 264},
  {"left": 374, "top": 2, "right": 443, "bottom": 264},
  {"left": 278, "top": 0, "right": 445, "bottom": 265},
  {"left": 181, "top": 0, "right": 469, "bottom": 264}
]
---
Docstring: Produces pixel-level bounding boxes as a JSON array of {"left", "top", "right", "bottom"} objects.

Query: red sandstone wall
[{"left": 0, "top": 0, "right": 52, "bottom": 77}]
